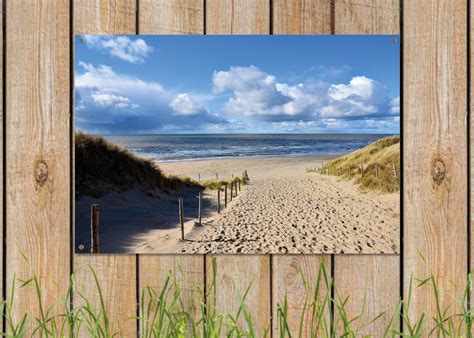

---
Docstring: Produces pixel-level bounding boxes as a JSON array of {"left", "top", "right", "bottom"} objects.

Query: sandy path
[
  {"left": 76, "top": 156, "right": 399, "bottom": 254},
  {"left": 178, "top": 173, "right": 399, "bottom": 254},
  {"left": 157, "top": 156, "right": 399, "bottom": 254}
]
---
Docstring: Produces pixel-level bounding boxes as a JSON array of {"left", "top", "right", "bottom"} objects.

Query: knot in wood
[
  {"left": 34, "top": 159, "right": 48, "bottom": 186},
  {"left": 431, "top": 158, "right": 446, "bottom": 185}
]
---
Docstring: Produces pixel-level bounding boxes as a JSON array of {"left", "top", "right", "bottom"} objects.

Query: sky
[{"left": 75, "top": 35, "right": 400, "bottom": 134}]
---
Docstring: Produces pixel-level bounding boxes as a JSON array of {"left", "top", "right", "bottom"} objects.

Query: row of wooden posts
[
  {"left": 178, "top": 170, "right": 248, "bottom": 241},
  {"left": 88, "top": 171, "right": 250, "bottom": 252},
  {"left": 307, "top": 162, "right": 398, "bottom": 179}
]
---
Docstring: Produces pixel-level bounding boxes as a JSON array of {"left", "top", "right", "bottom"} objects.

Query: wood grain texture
[
  {"left": 334, "top": 256, "right": 399, "bottom": 335},
  {"left": 6, "top": 0, "right": 70, "bottom": 330},
  {"left": 73, "top": 1, "right": 137, "bottom": 336},
  {"left": 334, "top": 0, "right": 399, "bottom": 34},
  {"left": 206, "top": 0, "right": 270, "bottom": 34},
  {"left": 74, "top": 0, "right": 136, "bottom": 34},
  {"left": 206, "top": 256, "right": 271, "bottom": 335},
  {"left": 404, "top": 0, "right": 468, "bottom": 325},
  {"left": 137, "top": 2, "right": 206, "bottom": 330},
  {"left": 139, "top": 0, "right": 204, "bottom": 34},
  {"left": 272, "top": 255, "right": 330, "bottom": 337},
  {"left": 74, "top": 256, "right": 137, "bottom": 337},
  {"left": 205, "top": 5, "right": 271, "bottom": 335},
  {"left": 272, "top": 0, "right": 331, "bottom": 34},
  {"left": 332, "top": 1, "right": 401, "bottom": 335},
  {"left": 139, "top": 256, "right": 204, "bottom": 318}
]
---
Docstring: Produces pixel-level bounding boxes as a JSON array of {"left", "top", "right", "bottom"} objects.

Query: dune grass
[
  {"left": 76, "top": 132, "right": 249, "bottom": 198},
  {"left": 2, "top": 256, "right": 474, "bottom": 337},
  {"left": 318, "top": 135, "right": 400, "bottom": 193}
]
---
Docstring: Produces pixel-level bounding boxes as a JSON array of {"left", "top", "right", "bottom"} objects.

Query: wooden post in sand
[
  {"left": 217, "top": 189, "right": 221, "bottom": 213},
  {"left": 91, "top": 204, "right": 100, "bottom": 253},
  {"left": 198, "top": 192, "right": 202, "bottom": 225},
  {"left": 224, "top": 185, "right": 228, "bottom": 207},
  {"left": 230, "top": 184, "right": 233, "bottom": 201},
  {"left": 360, "top": 164, "right": 364, "bottom": 177},
  {"left": 179, "top": 197, "right": 184, "bottom": 240},
  {"left": 198, "top": 173, "right": 201, "bottom": 182},
  {"left": 238, "top": 179, "right": 241, "bottom": 191},
  {"left": 349, "top": 165, "right": 352, "bottom": 178},
  {"left": 392, "top": 163, "right": 397, "bottom": 178},
  {"left": 235, "top": 181, "right": 238, "bottom": 196}
]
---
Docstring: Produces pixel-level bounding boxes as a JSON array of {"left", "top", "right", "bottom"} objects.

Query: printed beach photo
[{"left": 74, "top": 35, "right": 400, "bottom": 254}]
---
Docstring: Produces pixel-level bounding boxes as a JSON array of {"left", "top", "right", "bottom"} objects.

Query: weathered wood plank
[
  {"left": 137, "top": 2, "right": 206, "bottom": 332},
  {"left": 74, "top": 256, "right": 137, "bottom": 337},
  {"left": 139, "top": 256, "right": 204, "bottom": 320},
  {"left": 404, "top": 0, "right": 468, "bottom": 327},
  {"left": 270, "top": 4, "right": 332, "bottom": 336},
  {"left": 332, "top": 0, "right": 401, "bottom": 335},
  {"left": 205, "top": 4, "right": 271, "bottom": 335},
  {"left": 73, "top": 1, "right": 137, "bottom": 336},
  {"left": 6, "top": 0, "right": 70, "bottom": 332},
  {"left": 74, "top": 0, "right": 136, "bottom": 34},
  {"left": 272, "top": 0, "right": 331, "bottom": 34},
  {"left": 206, "top": 256, "right": 271, "bottom": 335},
  {"left": 334, "top": 0, "right": 399, "bottom": 34},
  {"left": 139, "top": 0, "right": 204, "bottom": 34},
  {"left": 334, "top": 256, "right": 399, "bottom": 335},
  {"left": 206, "top": 0, "right": 270, "bottom": 34},
  {"left": 272, "top": 255, "right": 331, "bottom": 337}
]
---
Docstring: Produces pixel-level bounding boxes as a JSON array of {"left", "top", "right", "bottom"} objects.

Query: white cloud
[
  {"left": 211, "top": 66, "right": 397, "bottom": 125},
  {"left": 389, "top": 96, "right": 400, "bottom": 114},
  {"left": 170, "top": 93, "right": 205, "bottom": 116},
  {"left": 91, "top": 92, "right": 133, "bottom": 108},
  {"left": 75, "top": 62, "right": 225, "bottom": 133},
  {"left": 321, "top": 76, "right": 389, "bottom": 118},
  {"left": 82, "top": 36, "right": 153, "bottom": 63}
]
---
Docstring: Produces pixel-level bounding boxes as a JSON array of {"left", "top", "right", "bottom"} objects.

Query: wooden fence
[{"left": 1, "top": 0, "right": 470, "bottom": 336}]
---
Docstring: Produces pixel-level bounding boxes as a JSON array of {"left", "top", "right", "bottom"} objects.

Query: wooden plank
[
  {"left": 73, "top": 1, "right": 137, "bottom": 336},
  {"left": 74, "top": 0, "right": 136, "bottom": 34},
  {"left": 272, "top": 0, "right": 331, "bottom": 34},
  {"left": 137, "top": 1, "right": 206, "bottom": 332},
  {"left": 206, "top": 0, "right": 270, "bottom": 34},
  {"left": 206, "top": 256, "right": 271, "bottom": 335},
  {"left": 334, "top": 0, "right": 399, "bottom": 34},
  {"left": 74, "top": 256, "right": 137, "bottom": 337},
  {"left": 139, "top": 256, "right": 204, "bottom": 320},
  {"left": 6, "top": 0, "right": 70, "bottom": 332},
  {"left": 334, "top": 256, "right": 399, "bottom": 335},
  {"left": 139, "top": 0, "right": 204, "bottom": 34},
  {"left": 271, "top": 3, "right": 332, "bottom": 335},
  {"left": 404, "top": 0, "right": 468, "bottom": 327},
  {"left": 272, "top": 255, "right": 330, "bottom": 337},
  {"left": 332, "top": 0, "right": 401, "bottom": 335},
  {"left": 205, "top": 3, "right": 271, "bottom": 335}
]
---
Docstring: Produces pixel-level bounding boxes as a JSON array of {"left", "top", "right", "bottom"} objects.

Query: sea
[{"left": 103, "top": 134, "right": 394, "bottom": 163}]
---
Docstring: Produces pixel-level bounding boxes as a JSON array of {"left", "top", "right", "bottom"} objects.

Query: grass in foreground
[
  {"left": 2, "top": 256, "right": 474, "bottom": 337},
  {"left": 318, "top": 135, "right": 400, "bottom": 193}
]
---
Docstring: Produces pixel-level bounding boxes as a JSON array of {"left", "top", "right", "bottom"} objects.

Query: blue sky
[{"left": 75, "top": 35, "right": 400, "bottom": 134}]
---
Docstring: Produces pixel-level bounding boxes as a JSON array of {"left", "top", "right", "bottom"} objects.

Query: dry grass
[
  {"left": 75, "top": 132, "right": 201, "bottom": 197},
  {"left": 320, "top": 135, "right": 400, "bottom": 193}
]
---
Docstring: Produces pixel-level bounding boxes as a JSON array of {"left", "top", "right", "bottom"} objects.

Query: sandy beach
[
  {"left": 162, "top": 156, "right": 399, "bottom": 254},
  {"left": 75, "top": 155, "right": 399, "bottom": 254}
]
